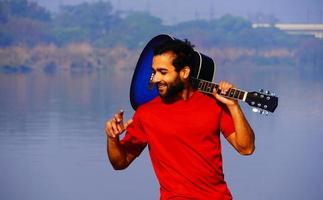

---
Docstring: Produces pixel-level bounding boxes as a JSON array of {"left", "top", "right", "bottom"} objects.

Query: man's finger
[
  {"left": 115, "top": 110, "right": 124, "bottom": 123},
  {"left": 215, "top": 93, "right": 226, "bottom": 102},
  {"left": 116, "top": 121, "right": 124, "bottom": 133},
  {"left": 111, "top": 119, "right": 120, "bottom": 135},
  {"left": 124, "top": 119, "right": 133, "bottom": 129},
  {"left": 106, "top": 121, "right": 115, "bottom": 138},
  {"left": 106, "top": 110, "right": 128, "bottom": 138}
]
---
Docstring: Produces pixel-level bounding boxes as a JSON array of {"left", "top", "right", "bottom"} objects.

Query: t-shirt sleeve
[
  {"left": 120, "top": 111, "right": 147, "bottom": 157},
  {"left": 219, "top": 106, "right": 235, "bottom": 138}
]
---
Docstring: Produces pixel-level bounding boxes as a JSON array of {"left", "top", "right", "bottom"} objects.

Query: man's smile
[{"left": 158, "top": 83, "right": 167, "bottom": 90}]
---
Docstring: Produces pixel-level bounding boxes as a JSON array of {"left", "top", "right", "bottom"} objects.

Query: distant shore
[{"left": 0, "top": 43, "right": 312, "bottom": 74}]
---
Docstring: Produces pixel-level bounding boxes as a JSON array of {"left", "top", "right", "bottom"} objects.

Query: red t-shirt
[{"left": 121, "top": 91, "right": 235, "bottom": 199}]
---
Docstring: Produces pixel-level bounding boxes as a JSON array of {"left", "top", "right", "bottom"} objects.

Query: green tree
[
  {"left": 52, "top": 1, "right": 118, "bottom": 45},
  {"left": 106, "top": 11, "right": 165, "bottom": 48},
  {"left": 0, "top": 0, "right": 51, "bottom": 22},
  {"left": 215, "top": 15, "right": 251, "bottom": 33},
  {"left": 0, "top": 0, "right": 52, "bottom": 46},
  {"left": 55, "top": 1, "right": 114, "bottom": 29}
]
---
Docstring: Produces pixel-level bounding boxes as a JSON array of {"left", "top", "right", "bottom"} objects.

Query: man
[{"left": 105, "top": 39, "right": 255, "bottom": 199}]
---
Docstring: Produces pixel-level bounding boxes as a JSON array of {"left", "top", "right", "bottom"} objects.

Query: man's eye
[{"left": 160, "top": 71, "right": 167, "bottom": 75}]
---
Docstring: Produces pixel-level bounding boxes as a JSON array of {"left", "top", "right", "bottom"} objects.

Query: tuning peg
[
  {"left": 261, "top": 110, "right": 269, "bottom": 115},
  {"left": 265, "top": 90, "right": 270, "bottom": 94},
  {"left": 259, "top": 89, "right": 264, "bottom": 93},
  {"left": 252, "top": 108, "right": 268, "bottom": 115},
  {"left": 270, "top": 92, "right": 276, "bottom": 96}
]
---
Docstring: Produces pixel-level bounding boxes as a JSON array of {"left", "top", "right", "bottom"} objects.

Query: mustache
[
  {"left": 148, "top": 82, "right": 167, "bottom": 90},
  {"left": 158, "top": 83, "right": 167, "bottom": 87}
]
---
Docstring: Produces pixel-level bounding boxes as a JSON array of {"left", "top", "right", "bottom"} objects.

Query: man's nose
[{"left": 151, "top": 73, "right": 160, "bottom": 83}]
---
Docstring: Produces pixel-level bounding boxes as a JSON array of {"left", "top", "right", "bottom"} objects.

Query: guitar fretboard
[{"left": 191, "top": 78, "right": 247, "bottom": 101}]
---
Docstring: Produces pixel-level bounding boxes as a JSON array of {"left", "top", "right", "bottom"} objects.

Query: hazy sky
[{"left": 35, "top": 0, "right": 323, "bottom": 24}]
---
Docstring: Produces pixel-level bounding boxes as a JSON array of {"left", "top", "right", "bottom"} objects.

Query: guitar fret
[
  {"left": 214, "top": 84, "right": 220, "bottom": 93},
  {"left": 201, "top": 81, "right": 206, "bottom": 91},
  {"left": 207, "top": 82, "right": 212, "bottom": 93},
  {"left": 203, "top": 81, "right": 208, "bottom": 91},
  {"left": 200, "top": 80, "right": 204, "bottom": 91},
  {"left": 239, "top": 91, "right": 245, "bottom": 99},
  {"left": 204, "top": 81, "right": 209, "bottom": 92},
  {"left": 234, "top": 90, "right": 240, "bottom": 99},
  {"left": 225, "top": 88, "right": 231, "bottom": 97},
  {"left": 229, "top": 88, "right": 235, "bottom": 98},
  {"left": 201, "top": 81, "right": 205, "bottom": 91},
  {"left": 210, "top": 83, "right": 215, "bottom": 93},
  {"left": 198, "top": 81, "right": 204, "bottom": 90}
]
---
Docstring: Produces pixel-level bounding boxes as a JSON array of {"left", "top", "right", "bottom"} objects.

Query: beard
[{"left": 158, "top": 75, "right": 185, "bottom": 100}]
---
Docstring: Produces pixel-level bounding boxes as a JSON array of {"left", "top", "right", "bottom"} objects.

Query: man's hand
[
  {"left": 105, "top": 110, "right": 137, "bottom": 170},
  {"left": 105, "top": 110, "right": 133, "bottom": 139},
  {"left": 213, "top": 81, "right": 255, "bottom": 155},
  {"left": 213, "top": 81, "right": 238, "bottom": 107}
]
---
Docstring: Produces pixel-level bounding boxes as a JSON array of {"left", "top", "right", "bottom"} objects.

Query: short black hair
[{"left": 153, "top": 39, "right": 195, "bottom": 73}]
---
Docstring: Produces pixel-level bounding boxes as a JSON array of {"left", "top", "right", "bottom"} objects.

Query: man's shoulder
[
  {"left": 194, "top": 90, "right": 217, "bottom": 103},
  {"left": 193, "top": 91, "right": 227, "bottom": 110},
  {"left": 195, "top": 90, "right": 214, "bottom": 99}
]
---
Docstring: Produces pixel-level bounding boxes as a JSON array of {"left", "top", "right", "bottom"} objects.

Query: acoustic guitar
[{"left": 130, "top": 34, "right": 278, "bottom": 114}]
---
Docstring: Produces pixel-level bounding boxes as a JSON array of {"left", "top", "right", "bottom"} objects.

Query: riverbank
[{"left": 0, "top": 43, "right": 318, "bottom": 74}]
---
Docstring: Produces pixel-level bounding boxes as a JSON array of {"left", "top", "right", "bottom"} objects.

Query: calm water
[{"left": 0, "top": 66, "right": 322, "bottom": 200}]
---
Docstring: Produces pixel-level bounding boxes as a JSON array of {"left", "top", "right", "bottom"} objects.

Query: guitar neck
[{"left": 191, "top": 78, "right": 248, "bottom": 102}]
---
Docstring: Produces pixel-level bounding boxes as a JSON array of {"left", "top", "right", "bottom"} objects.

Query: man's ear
[{"left": 180, "top": 66, "right": 190, "bottom": 80}]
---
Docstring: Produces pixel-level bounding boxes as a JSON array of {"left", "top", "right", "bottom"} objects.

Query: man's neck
[
  {"left": 160, "top": 82, "right": 195, "bottom": 103},
  {"left": 180, "top": 84, "right": 195, "bottom": 100},
  {"left": 169, "top": 83, "right": 195, "bottom": 102}
]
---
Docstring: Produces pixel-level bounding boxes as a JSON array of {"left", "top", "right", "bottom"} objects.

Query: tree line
[
  {"left": 0, "top": 0, "right": 313, "bottom": 48},
  {"left": 0, "top": 0, "right": 322, "bottom": 69}
]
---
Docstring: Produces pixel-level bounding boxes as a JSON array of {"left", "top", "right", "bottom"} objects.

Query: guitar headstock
[{"left": 246, "top": 89, "right": 278, "bottom": 114}]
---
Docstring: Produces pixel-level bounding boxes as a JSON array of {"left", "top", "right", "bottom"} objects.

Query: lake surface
[{"left": 0, "top": 66, "right": 322, "bottom": 200}]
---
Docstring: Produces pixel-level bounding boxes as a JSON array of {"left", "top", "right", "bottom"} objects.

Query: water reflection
[{"left": 0, "top": 66, "right": 322, "bottom": 200}]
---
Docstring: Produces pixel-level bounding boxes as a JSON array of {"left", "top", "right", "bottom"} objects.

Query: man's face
[{"left": 152, "top": 52, "right": 185, "bottom": 99}]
